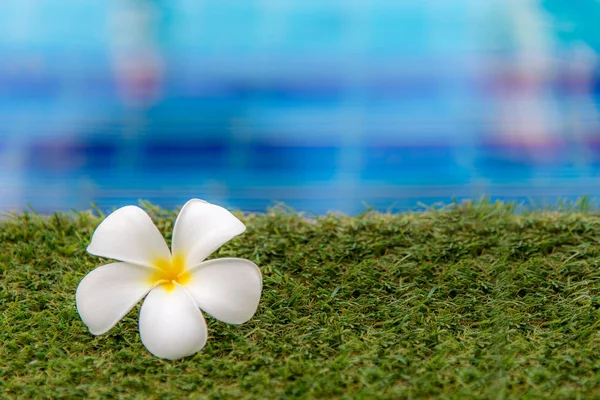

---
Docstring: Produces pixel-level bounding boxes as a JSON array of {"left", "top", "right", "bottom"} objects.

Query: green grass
[{"left": 1, "top": 200, "right": 600, "bottom": 399}]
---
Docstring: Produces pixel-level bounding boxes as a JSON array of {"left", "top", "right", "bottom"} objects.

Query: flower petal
[
  {"left": 139, "top": 284, "right": 208, "bottom": 360},
  {"left": 76, "top": 262, "right": 154, "bottom": 335},
  {"left": 184, "top": 258, "right": 262, "bottom": 325},
  {"left": 87, "top": 205, "right": 171, "bottom": 269},
  {"left": 171, "top": 199, "right": 246, "bottom": 268}
]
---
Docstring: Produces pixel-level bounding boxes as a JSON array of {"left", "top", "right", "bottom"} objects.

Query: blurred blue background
[{"left": 2, "top": 0, "right": 600, "bottom": 214}]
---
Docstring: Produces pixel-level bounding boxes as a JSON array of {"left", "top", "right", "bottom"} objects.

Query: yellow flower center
[{"left": 150, "top": 254, "right": 190, "bottom": 291}]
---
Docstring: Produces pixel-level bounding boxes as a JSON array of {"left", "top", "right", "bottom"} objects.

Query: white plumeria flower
[{"left": 76, "top": 199, "right": 262, "bottom": 360}]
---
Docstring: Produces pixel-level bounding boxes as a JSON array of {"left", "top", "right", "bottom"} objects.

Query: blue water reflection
[{"left": 1, "top": 0, "right": 600, "bottom": 213}]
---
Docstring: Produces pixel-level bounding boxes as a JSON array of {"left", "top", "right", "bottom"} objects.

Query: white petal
[
  {"left": 184, "top": 258, "right": 262, "bottom": 325},
  {"left": 87, "top": 206, "right": 171, "bottom": 269},
  {"left": 171, "top": 199, "right": 246, "bottom": 268},
  {"left": 76, "top": 262, "right": 154, "bottom": 335},
  {"left": 139, "top": 284, "right": 208, "bottom": 360}
]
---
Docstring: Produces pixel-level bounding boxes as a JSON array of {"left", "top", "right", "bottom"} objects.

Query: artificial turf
[{"left": 1, "top": 201, "right": 599, "bottom": 399}]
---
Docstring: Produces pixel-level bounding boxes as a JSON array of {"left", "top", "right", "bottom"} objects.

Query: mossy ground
[{"left": 1, "top": 201, "right": 599, "bottom": 399}]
